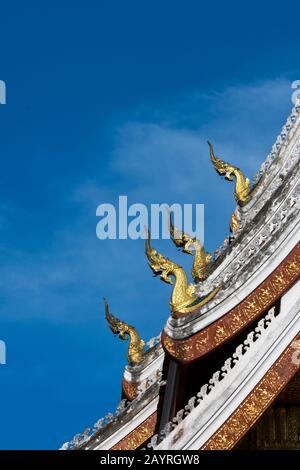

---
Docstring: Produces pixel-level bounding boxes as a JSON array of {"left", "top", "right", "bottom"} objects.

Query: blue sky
[{"left": 0, "top": 1, "right": 299, "bottom": 449}]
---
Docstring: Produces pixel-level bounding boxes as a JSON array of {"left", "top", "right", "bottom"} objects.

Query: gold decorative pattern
[
  {"left": 162, "top": 242, "right": 300, "bottom": 363},
  {"left": 201, "top": 333, "right": 300, "bottom": 450},
  {"left": 112, "top": 412, "right": 157, "bottom": 450}
]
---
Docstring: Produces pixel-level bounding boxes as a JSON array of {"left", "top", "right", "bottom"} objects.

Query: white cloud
[
  {"left": 111, "top": 78, "right": 292, "bottom": 188},
  {"left": 0, "top": 78, "right": 293, "bottom": 326}
]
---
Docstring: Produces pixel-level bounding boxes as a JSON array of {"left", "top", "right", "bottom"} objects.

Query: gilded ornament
[
  {"left": 230, "top": 209, "right": 242, "bottom": 234},
  {"left": 208, "top": 141, "right": 251, "bottom": 205},
  {"left": 105, "top": 299, "right": 145, "bottom": 366},
  {"left": 169, "top": 213, "right": 212, "bottom": 283},
  {"left": 145, "top": 229, "right": 220, "bottom": 316}
]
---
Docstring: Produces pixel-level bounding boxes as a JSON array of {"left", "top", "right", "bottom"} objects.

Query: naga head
[
  {"left": 105, "top": 299, "right": 145, "bottom": 366},
  {"left": 208, "top": 141, "right": 251, "bottom": 205},
  {"left": 208, "top": 141, "right": 235, "bottom": 181},
  {"left": 168, "top": 212, "right": 195, "bottom": 255},
  {"left": 105, "top": 298, "right": 130, "bottom": 341},
  {"left": 169, "top": 213, "right": 212, "bottom": 266},
  {"left": 145, "top": 228, "right": 177, "bottom": 285}
]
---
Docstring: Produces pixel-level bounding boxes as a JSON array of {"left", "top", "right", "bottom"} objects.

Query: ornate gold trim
[
  {"left": 162, "top": 242, "right": 300, "bottom": 363},
  {"left": 112, "top": 412, "right": 157, "bottom": 450},
  {"left": 201, "top": 333, "right": 300, "bottom": 450},
  {"left": 122, "top": 377, "right": 139, "bottom": 401}
]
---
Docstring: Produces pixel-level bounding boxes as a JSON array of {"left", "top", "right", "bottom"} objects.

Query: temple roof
[
  {"left": 164, "top": 101, "right": 300, "bottom": 339},
  {"left": 61, "top": 101, "right": 300, "bottom": 451}
]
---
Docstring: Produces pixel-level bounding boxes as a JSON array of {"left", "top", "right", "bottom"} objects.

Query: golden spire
[
  {"left": 104, "top": 299, "right": 145, "bottom": 366},
  {"left": 208, "top": 141, "right": 251, "bottom": 205}
]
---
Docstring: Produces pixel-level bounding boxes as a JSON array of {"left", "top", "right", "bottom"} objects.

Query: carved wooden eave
[
  {"left": 112, "top": 412, "right": 157, "bottom": 450},
  {"left": 201, "top": 338, "right": 300, "bottom": 450},
  {"left": 162, "top": 243, "right": 300, "bottom": 363},
  {"left": 153, "top": 285, "right": 300, "bottom": 449}
]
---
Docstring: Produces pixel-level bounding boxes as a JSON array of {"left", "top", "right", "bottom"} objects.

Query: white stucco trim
[
  {"left": 156, "top": 280, "right": 300, "bottom": 450},
  {"left": 91, "top": 396, "right": 159, "bottom": 450}
]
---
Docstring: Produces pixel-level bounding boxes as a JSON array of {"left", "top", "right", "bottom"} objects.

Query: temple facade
[{"left": 61, "top": 100, "right": 300, "bottom": 451}]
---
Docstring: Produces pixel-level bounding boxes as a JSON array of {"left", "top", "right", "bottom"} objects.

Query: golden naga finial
[
  {"left": 168, "top": 214, "right": 212, "bottom": 283},
  {"left": 208, "top": 141, "right": 251, "bottom": 205},
  {"left": 145, "top": 229, "right": 220, "bottom": 317},
  {"left": 104, "top": 299, "right": 145, "bottom": 366}
]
